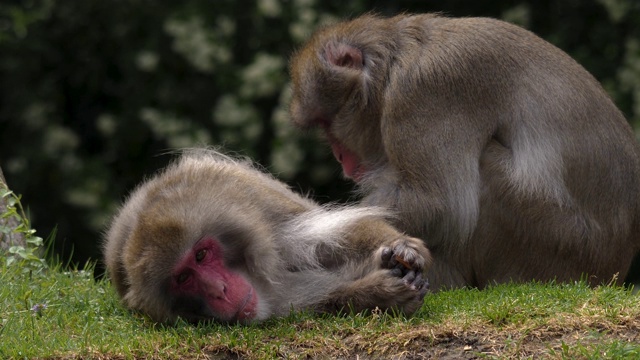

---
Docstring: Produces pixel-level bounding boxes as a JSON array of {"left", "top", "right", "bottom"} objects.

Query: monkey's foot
[{"left": 397, "top": 268, "right": 430, "bottom": 300}]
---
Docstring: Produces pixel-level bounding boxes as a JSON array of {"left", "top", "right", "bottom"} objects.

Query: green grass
[
  {"left": 2, "top": 187, "right": 640, "bottom": 359},
  {"left": 1, "top": 262, "right": 640, "bottom": 359}
]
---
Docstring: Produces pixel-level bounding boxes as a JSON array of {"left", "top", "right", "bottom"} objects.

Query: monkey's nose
[{"left": 204, "top": 279, "right": 227, "bottom": 299}]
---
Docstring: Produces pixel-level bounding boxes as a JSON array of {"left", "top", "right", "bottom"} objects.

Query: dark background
[{"left": 1, "top": 0, "right": 639, "bottom": 273}]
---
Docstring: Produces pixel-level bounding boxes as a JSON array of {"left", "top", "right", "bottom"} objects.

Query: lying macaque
[{"left": 103, "top": 149, "right": 431, "bottom": 323}]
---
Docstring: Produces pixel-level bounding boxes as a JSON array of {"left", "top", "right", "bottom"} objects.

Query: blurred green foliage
[{"left": 0, "top": 0, "right": 639, "bottom": 268}]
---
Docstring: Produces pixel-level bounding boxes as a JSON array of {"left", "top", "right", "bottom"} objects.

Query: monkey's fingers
[
  {"left": 381, "top": 247, "right": 397, "bottom": 265},
  {"left": 380, "top": 247, "right": 393, "bottom": 263},
  {"left": 394, "top": 254, "right": 412, "bottom": 270},
  {"left": 380, "top": 236, "right": 430, "bottom": 273},
  {"left": 389, "top": 267, "right": 403, "bottom": 278},
  {"left": 402, "top": 269, "right": 417, "bottom": 283},
  {"left": 390, "top": 263, "right": 412, "bottom": 278}
]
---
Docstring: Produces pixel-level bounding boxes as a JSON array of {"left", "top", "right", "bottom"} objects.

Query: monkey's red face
[
  {"left": 326, "top": 132, "right": 367, "bottom": 182},
  {"left": 169, "top": 237, "right": 259, "bottom": 323}
]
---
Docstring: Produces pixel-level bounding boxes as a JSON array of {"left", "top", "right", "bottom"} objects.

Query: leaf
[
  {"left": 8, "top": 245, "right": 23, "bottom": 254},
  {"left": 26, "top": 236, "right": 43, "bottom": 246}
]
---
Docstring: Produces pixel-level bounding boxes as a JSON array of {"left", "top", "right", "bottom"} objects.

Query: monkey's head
[
  {"left": 289, "top": 15, "right": 398, "bottom": 182},
  {"left": 103, "top": 154, "right": 280, "bottom": 324}
]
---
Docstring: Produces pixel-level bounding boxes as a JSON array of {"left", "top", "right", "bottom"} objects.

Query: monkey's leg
[
  {"left": 316, "top": 237, "right": 430, "bottom": 316},
  {"left": 317, "top": 268, "right": 429, "bottom": 316}
]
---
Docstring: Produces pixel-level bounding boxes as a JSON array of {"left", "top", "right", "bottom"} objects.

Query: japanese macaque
[
  {"left": 103, "top": 149, "right": 431, "bottom": 324},
  {"left": 289, "top": 14, "right": 640, "bottom": 290}
]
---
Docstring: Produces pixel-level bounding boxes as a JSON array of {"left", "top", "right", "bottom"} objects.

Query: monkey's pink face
[
  {"left": 327, "top": 132, "right": 367, "bottom": 182},
  {"left": 169, "top": 237, "right": 259, "bottom": 323}
]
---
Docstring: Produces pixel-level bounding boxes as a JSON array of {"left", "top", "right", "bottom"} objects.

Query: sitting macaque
[
  {"left": 103, "top": 149, "right": 431, "bottom": 323},
  {"left": 289, "top": 13, "right": 640, "bottom": 289}
]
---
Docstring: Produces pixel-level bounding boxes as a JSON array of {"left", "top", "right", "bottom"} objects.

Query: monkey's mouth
[
  {"left": 330, "top": 141, "right": 366, "bottom": 182},
  {"left": 234, "top": 289, "right": 257, "bottom": 322}
]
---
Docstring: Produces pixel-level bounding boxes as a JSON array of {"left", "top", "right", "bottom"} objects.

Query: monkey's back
[{"left": 390, "top": 15, "right": 640, "bottom": 286}]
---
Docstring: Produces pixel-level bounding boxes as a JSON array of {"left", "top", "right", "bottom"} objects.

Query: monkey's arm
[{"left": 343, "top": 218, "right": 432, "bottom": 268}]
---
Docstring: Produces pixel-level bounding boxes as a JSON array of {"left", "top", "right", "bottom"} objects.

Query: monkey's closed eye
[{"left": 195, "top": 249, "right": 207, "bottom": 262}]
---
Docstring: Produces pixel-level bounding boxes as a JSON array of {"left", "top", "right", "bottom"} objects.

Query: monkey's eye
[
  {"left": 195, "top": 249, "right": 207, "bottom": 262},
  {"left": 176, "top": 272, "right": 190, "bottom": 284}
]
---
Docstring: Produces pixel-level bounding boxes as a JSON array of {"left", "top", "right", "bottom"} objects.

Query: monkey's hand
[
  {"left": 376, "top": 236, "right": 432, "bottom": 309},
  {"left": 378, "top": 236, "right": 432, "bottom": 274}
]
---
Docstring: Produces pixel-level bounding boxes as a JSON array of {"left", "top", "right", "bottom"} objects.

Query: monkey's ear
[{"left": 323, "top": 42, "right": 363, "bottom": 70}]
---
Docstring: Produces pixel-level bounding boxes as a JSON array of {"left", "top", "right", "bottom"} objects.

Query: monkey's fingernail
[{"left": 394, "top": 255, "right": 412, "bottom": 269}]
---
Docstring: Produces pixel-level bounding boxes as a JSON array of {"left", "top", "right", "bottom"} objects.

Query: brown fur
[
  {"left": 103, "top": 149, "right": 431, "bottom": 323},
  {"left": 289, "top": 14, "right": 640, "bottom": 289}
]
